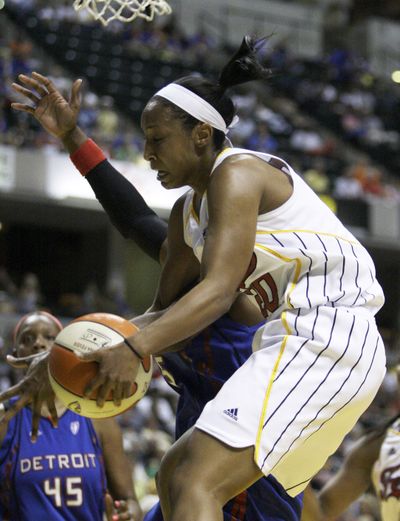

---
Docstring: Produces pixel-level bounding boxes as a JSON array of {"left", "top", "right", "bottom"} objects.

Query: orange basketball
[{"left": 48, "top": 312, "right": 153, "bottom": 418}]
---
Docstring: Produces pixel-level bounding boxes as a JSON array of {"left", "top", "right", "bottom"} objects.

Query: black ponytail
[
  {"left": 153, "top": 35, "right": 273, "bottom": 150},
  {"left": 218, "top": 35, "right": 273, "bottom": 92}
]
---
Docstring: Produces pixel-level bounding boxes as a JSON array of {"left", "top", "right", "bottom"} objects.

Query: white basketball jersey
[
  {"left": 372, "top": 418, "right": 400, "bottom": 521},
  {"left": 183, "top": 147, "right": 384, "bottom": 320}
]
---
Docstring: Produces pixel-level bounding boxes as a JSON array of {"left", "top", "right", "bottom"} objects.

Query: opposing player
[
  {"left": 0, "top": 311, "right": 141, "bottom": 521},
  {"left": 9, "top": 35, "right": 386, "bottom": 520},
  {"left": 301, "top": 367, "right": 400, "bottom": 521}
]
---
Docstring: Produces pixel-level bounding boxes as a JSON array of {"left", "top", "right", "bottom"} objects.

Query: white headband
[{"left": 154, "top": 83, "right": 239, "bottom": 135}]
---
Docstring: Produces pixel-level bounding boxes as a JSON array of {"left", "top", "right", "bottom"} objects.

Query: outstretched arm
[
  {"left": 301, "top": 430, "right": 384, "bottom": 521},
  {"left": 12, "top": 73, "right": 168, "bottom": 263},
  {"left": 0, "top": 351, "right": 57, "bottom": 441}
]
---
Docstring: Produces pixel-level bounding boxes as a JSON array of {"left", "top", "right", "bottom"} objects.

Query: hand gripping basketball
[
  {"left": 79, "top": 338, "right": 142, "bottom": 406},
  {"left": 48, "top": 313, "right": 153, "bottom": 418}
]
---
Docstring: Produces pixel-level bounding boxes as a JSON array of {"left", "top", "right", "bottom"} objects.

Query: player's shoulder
[
  {"left": 172, "top": 190, "right": 191, "bottom": 211},
  {"left": 211, "top": 150, "right": 283, "bottom": 191},
  {"left": 170, "top": 190, "right": 192, "bottom": 225},
  {"left": 214, "top": 151, "right": 264, "bottom": 173}
]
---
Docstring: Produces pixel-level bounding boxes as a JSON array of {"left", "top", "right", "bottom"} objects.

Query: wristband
[
  {"left": 124, "top": 339, "right": 144, "bottom": 359},
  {"left": 70, "top": 139, "right": 106, "bottom": 176}
]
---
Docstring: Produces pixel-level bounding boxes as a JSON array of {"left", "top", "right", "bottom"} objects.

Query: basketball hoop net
[{"left": 73, "top": 0, "right": 172, "bottom": 26}]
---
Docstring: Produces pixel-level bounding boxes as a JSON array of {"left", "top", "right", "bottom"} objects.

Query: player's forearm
[
  {"left": 67, "top": 137, "right": 167, "bottom": 261},
  {"left": 128, "top": 279, "right": 235, "bottom": 357},
  {"left": 61, "top": 126, "right": 88, "bottom": 153}
]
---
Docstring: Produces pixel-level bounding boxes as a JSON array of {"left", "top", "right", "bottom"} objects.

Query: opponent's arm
[
  {"left": 151, "top": 194, "right": 200, "bottom": 311},
  {"left": 93, "top": 418, "right": 142, "bottom": 521},
  {"left": 12, "top": 73, "right": 168, "bottom": 263},
  {"left": 85, "top": 161, "right": 167, "bottom": 262},
  {"left": 301, "top": 431, "right": 384, "bottom": 521}
]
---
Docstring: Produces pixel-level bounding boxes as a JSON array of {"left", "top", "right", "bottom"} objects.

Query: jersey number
[
  {"left": 44, "top": 476, "right": 83, "bottom": 507},
  {"left": 239, "top": 253, "right": 279, "bottom": 317}
]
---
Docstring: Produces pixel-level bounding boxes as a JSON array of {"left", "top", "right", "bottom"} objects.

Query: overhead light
[{"left": 391, "top": 70, "right": 400, "bottom": 83}]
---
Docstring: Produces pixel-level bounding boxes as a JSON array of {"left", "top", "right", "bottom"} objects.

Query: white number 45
[{"left": 44, "top": 476, "right": 83, "bottom": 507}]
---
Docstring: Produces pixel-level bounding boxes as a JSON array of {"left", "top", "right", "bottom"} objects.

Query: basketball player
[
  {"left": 5, "top": 60, "right": 304, "bottom": 521},
  {"left": 7, "top": 78, "right": 304, "bottom": 519},
  {"left": 0, "top": 311, "right": 140, "bottom": 521},
  {"left": 8, "top": 35, "right": 386, "bottom": 521},
  {"left": 301, "top": 367, "right": 400, "bottom": 521}
]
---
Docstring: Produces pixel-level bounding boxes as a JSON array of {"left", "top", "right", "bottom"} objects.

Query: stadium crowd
[{"left": 1, "top": 0, "right": 400, "bottom": 204}]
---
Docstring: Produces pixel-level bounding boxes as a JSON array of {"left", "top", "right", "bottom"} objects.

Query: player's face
[
  {"left": 141, "top": 100, "right": 207, "bottom": 190},
  {"left": 15, "top": 316, "right": 59, "bottom": 358}
]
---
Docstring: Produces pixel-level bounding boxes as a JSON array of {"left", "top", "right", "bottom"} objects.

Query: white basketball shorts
[{"left": 195, "top": 305, "right": 386, "bottom": 496}]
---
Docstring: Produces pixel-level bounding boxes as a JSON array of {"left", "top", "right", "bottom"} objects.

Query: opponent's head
[
  {"left": 13, "top": 311, "right": 63, "bottom": 358},
  {"left": 141, "top": 36, "right": 273, "bottom": 189}
]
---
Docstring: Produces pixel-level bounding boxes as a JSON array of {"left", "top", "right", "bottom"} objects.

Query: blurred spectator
[
  {"left": 290, "top": 119, "right": 326, "bottom": 154},
  {"left": 303, "top": 162, "right": 331, "bottom": 195},
  {"left": 245, "top": 122, "right": 279, "bottom": 154},
  {"left": 363, "top": 167, "right": 385, "bottom": 197},
  {"left": 96, "top": 96, "right": 119, "bottom": 143},
  {"left": 0, "top": 267, "right": 17, "bottom": 298},
  {"left": 334, "top": 165, "right": 364, "bottom": 199},
  {"left": 16, "top": 272, "right": 43, "bottom": 313}
]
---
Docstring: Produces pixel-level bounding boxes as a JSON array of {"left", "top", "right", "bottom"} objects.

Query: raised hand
[
  {"left": 11, "top": 72, "right": 82, "bottom": 139},
  {"left": 0, "top": 351, "right": 58, "bottom": 441}
]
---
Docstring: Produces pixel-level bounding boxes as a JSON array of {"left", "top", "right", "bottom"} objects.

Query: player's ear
[{"left": 193, "top": 123, "right": 213, "bottom": 148}]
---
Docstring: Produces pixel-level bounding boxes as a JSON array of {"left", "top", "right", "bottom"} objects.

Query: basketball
[{"left": 48, "top": 312, "right": 153, "bottom": 419}]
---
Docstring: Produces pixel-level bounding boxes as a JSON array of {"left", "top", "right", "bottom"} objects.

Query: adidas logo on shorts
[{"left": 223, "top": 408, "right": 238, "bottom": 421}]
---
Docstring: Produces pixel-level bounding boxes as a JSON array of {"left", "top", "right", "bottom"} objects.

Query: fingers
[
  {"left": 46, "top": 396, "right": 59, "bottom": 428},
  {"left": 122, "top": 382, "right": 132, "bottom": 400},
  {"left": 83, "top": 369, "right": 105, "bottom": 400},
  {"left": 112, "top": 381, "right": 123, "bottom": 407},
  {"left": 18, "top": 73, "right": 49, "bottom": 97},
  {"left": 11, "top": 103, "right": 36, "bottom": 114},
  {"left": 31, "top": 71, "right": 58, "bottom": 94},
  {"left": 104, "top": 492, "right": 114, "bottom": 521},
  {"left": 6, "top": 354, "right": 30, "bottom": 369},
  {"left": 0, "top": 394, "right": 31, "bottom": 424},
  {"left": 0, "top": 380, "right": 27, "bottom": 401},
  {"left": 9, "top": 102, "right": 36, "bottom": 114},
  {"left": 31, "top": 396, "right": 43, "bottom": 442},
  {"left": 115, "top": 500, "right": 131, "bottom": 520},
  {"left": 95, "top": 378, "right": 114, "bottom": 408},
  {"left": 70, "top": 78, "right": 83, "bottom": 112},
  {"left": 11, "top": 82, "right": 41, "bottom": 104},
  {"left": 112, "top": 500, "right": 131, "bottom": 521},
  {"left": 77, "top": 351, "right": 100, "bottom": 363},
  {"left": 84, "top": 375, "right": 123, "bottom": 408}
]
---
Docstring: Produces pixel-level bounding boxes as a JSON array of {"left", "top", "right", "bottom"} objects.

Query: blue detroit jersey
[
  {"left": 147, "top": 314, "right": 303, "bottom": 521},
  {"left": 0, "top": 401, "right": 106, "bottom": 520}
]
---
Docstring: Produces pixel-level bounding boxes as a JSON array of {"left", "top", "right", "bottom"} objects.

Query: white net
[{"left": 73, "top": 0, "right": 172, "bottom": 26}]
